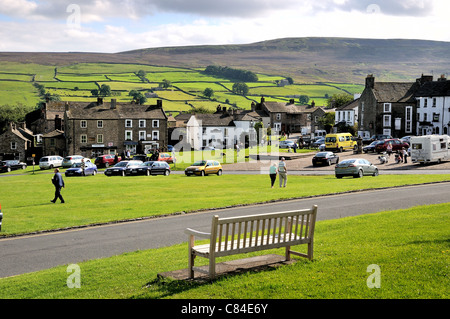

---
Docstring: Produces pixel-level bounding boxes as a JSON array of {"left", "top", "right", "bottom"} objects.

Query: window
[
  {"left": 424, "top": 99, "right": 428, "bottom": 108},
  {"left": 383, "top": 115, "right": 391, "bottom": 127},
  {"left": 433, "top": 113, "right": 440, "bottom": 122},
  {"left": 383, "top": 103, "right": 391, "bottom": 113},
  {"left": 276, "top": 113, "right": 281, "bottom": 121},
  {"left": 10, "top": 142, "right": 16, "bottom": 150},
  {"left": 424, "top": 113, "right": 428, "bottom": 122},
  {"left": 395, "top": 118, "right": 401, "bottom": 130},
  {"left": 80, "top": 120, "right": 87, "bottom": 128},
  {"left": 139, "top": 120, "right": 146, "bottom": 128},
  {"left": 97, "top": 134, "right": 103, "bottom": 143},
  {"left": 405, "top": 106, "right": 412, "bottom": 133},
  {"left": 152, "top": 120, "right": 159, "bottom": 128},
  {"left": 50, "top": 138, "right": 55, "bottom": 146},
  {"left": 125, "top": 130, "right": 132, "bottom": 140},
  {"left": 152, "top": 131, "right": 159, "bottom": 141},
  {"left": 432, "top": 98, "right": 437, "bottom": 107},
  {"left": 139, "top": 131, "right": 146, "bottom": 141},
  {"left": 97, "top": 120, "right": 103, "bottom": 128},
  {"left": 80, "top": 135, "right": 87, "bottom": 144},
  {"left": 125, "top": 119, "right": 132, "bottom": 128}
]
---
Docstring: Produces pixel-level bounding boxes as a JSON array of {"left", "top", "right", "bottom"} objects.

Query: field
[
  {"left": 0, "top": 172, "right": 448, "bottom": 300},
  {"left": 0, "top": 61, "right": 364, "bottom": 114}
]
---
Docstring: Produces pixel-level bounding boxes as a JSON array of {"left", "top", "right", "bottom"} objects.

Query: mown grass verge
[
  {"left": 0, "top": 203, "right": 448, "bottom": 299},
  {"left": 0, "top": 173, "right": 449, "bottom": 236}
]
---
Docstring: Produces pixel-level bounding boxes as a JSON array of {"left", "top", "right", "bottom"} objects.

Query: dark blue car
[{"left": 65, "top": 161, "right": 98, "bottom": 177}]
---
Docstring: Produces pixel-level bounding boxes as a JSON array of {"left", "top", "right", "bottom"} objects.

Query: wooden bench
[{"left": 185, "top": 205, "right": 318, "bottom": 279}]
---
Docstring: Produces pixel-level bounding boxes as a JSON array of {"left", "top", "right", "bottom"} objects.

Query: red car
[
  {"left": 375, "top": 139, "right": 409, "bottom": 153},
  {"left": 94, "top": 154, "right": 121, "bottom": 168}
]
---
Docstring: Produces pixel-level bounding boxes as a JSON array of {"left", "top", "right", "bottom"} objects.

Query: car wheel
[
  {"left": 335, "top": 175, "right": 343, "bottom": 179},
  {"left": 121, "top": 171, "right": 125, "bottom": 177},
  {"left": 105, "top": 163, "right": 109, "bottom": 168},
  {"left": 327, "top": 160, "right": 331, "bottom": 166},
  {"left": 7, "top": 167, "right": 11, "bottom": 172},
  {"left": 49, "top": 165, "right": 53, "bottom": 169},
  {"left": 164, "top": 170, "right": 170, "bottom": 176},
  {"left": 201, "top": 170, "right": 205, "bottom": 176},
  {"left": 339, "top": 147, "right": 343, "bottom": 153},
  {"left": 372, "top": 169, "right": 379, "bottom": 177},
  {"left": 22, "top": 165, "right": 26, "bottom": 170},
  {"left": 354, "top": 169, "right": 363, "bottom": 178},
  {"left": 146, "top": 170, "right": 150, "bottom": 176},
  {"left": 217, "top": 169, "right": 222, "bottom": 176}
]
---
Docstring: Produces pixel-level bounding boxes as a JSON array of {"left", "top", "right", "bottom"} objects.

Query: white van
[
  {"left": 39, "top": 156, "right": 64, "bottom": 170},
  {"left": 411, "top": 135, "right": 450, "bottom": 164}
]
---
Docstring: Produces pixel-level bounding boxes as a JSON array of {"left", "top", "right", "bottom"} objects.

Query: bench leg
[
  {"left": 188, "top": 252, "right": 195, "bottom": 279},
  {"left": 209, "top": 257, "right": 216, "bottom": 279},
  {"left": 307, "top": 242, "right": 313, "bottom": 260},
  {"left": 285, "top": 246, "right": 291, "bottom": 261}
]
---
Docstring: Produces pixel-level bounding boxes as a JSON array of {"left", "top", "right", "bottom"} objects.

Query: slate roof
[
  {"left": 372, "top": 82, "right": 419, "bottom": 103},
  {"left": 415, "top": 80, "right": 450, "bottom": 97},
  {"left": 189, "top": 113, "right": 235, "bottom": 127},
  {"left": 263, "top": 101, "right": 323, "bottom": 114},
  {"left": 43, "top": 130, "right": 64, "bottom": 138},
  {"left": 59, "top": 101, "right": 167, "bottom": 120},
  {"left": 336, "top": 98, "right": 360, "bottom": 111}
]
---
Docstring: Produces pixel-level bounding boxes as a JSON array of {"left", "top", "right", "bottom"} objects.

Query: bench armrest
[{"left": 185, "top": 228, "right": 211, "bottom": 239}]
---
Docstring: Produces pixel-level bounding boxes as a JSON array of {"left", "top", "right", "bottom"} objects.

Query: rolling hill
[{"left": 1, "top": 37, "right": 450, "bottom": 84}]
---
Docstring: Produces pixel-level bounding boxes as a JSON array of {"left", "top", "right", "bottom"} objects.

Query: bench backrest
[{"left": 209, "top": 205, "right": 317, "bottom": 256}]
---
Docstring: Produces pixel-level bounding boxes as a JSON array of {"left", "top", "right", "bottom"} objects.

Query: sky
[{"left": 0, "top": 0, "right": 449, "bottom": 53}]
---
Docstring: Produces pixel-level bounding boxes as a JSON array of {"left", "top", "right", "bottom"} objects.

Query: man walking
[
  {"left": 278, "top": 157, "right": 287, "bottom": 188},
  {"left": 51, "top": 168, "right": 65, "bottom": 203}
]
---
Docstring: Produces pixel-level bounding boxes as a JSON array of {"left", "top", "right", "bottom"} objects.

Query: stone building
[
  {"left": 63, "top": 98, "right": 168, "bottom": 158},
  {"left": 358, "top": 74, "right": 425, "bottom": 138},
  {"left": 0, "top": 122, "right": 35, "bottom": 162}
]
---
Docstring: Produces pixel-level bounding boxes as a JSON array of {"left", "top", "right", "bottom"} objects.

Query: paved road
[{"left": 0, "top": 182, "right": 448, "bottom": 278}]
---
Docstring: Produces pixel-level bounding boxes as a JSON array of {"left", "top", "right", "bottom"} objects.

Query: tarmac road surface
[{"left": 0, "top": 182, "right": 449, "bottom": 278}]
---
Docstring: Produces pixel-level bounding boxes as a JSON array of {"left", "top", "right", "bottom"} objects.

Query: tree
[
  {"left": 326, "top": 93, "right": 353, "bottom": 108},
  {"left": 286, "top": 77, "right": 294, "bottom": 85},
  {"left": 203, "top": 88, "right": 214, "bottom": 98},
  {"left": 90, "top": 89, "right": 99, "bottom": 97},
  {"left": 128, "top": 90, "right": 147, "bottom": 105},
  {"left": 299, "top": 95, "right": 309, "bottom": 104},
  {"left": 318, "top": 112, "right": 336, "bottom": 132},
  {"left": 232, "top": 82, "right": 249, "bottom": 95},
  {"left": 0, "top": 104, "right": 31, "bottom": 133},
  {"left": 99, "top": 84, "right": 111, "bottom": 97},
  {"left": 159, "top": 79, "right": 172, "bottom": 89}
]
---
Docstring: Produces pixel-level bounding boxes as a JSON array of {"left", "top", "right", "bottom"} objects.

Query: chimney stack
[
  {"left": 110, "top": 99, "right": 117, "bottom": 109},
  {"left": 365, "top": 74, "right": 375, "bottom": 89},
  {"left": 55, "top": 115, "right": 62, "bottom": 131},
  {"left": 97, "top": 97, "right": 103, "bottom": 105},
  {"left": 157, "top": 100, "right": 162, "bottom": 108}
]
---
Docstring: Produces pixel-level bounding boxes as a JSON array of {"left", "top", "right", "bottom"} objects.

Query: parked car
[
  {"left": 126, "top": 161, "right": 171, "bottom": 176},
  {"left": 279, "top": 140, "right": 296, "bottom": 149},
  {"left": 65, "top": 161, "right": 98, "bottom": 177},
  {"left": 167, "top": 145, "right": 174, "bottom": 152},
  {"left": 375, "top": 139, "right": 410, "bottom": 153},
  {"left": 0, "top": 160, "right": 27, "bottom": 173},
  {"left": 401, "top": 136, "right": 412, "bottom": 145},
  {"left": 370, "top": 134, "right": 393, "bottom": 142},
  {"left": 363, "top": 141, "right": 384, "bottom": 153},
  {"left": 39, "top": 156, "right": 63, "bottom": 170},
  {"left": 325, "top": 133, "right": 356, "bottom": 152},
  {"left": 132, "top": 154, "right": 149, "bottom": 162},
  {"left": 335, "top": 158, "right": 379, "bottom": 178},
  {"left": 94, "top": 154, "right": 120, "bottom": 168},
  {"left": 157, "top": 152, "right": 174, "bottom": 164},
  {"left": 185, "top": 160, "right": 222, "bottom": 176},
  {"left": 312, "top": 152, "right": 339, "bottom": 166},
  {"left": 312, "top": 137, "right": 325, "bottom": 148},
  {"left": 104, "top": 160, "right": 143, "bottom": 176},
  {"left": 62, "top": 155, "right": 85, "bottom": 168}
]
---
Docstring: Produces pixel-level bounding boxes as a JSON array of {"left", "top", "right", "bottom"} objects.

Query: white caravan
[{"left": 410, "top": 135, "right": 450, "bottom": 164}]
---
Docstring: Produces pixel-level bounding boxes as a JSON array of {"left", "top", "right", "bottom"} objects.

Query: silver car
[{"left": 335, "top": 158, "right": 379, "bottom": 178}]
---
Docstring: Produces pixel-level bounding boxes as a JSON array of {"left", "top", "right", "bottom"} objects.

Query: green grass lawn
[
  {"left": 0, "top": 172, "right": 449, "bottom": 236},
  {"left": 0, "top": 203, "right": 447, "bottom": 299}
]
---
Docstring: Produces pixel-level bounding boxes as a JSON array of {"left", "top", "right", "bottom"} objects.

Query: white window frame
[
  {"left": 152, "top": 130, "right": 159, "bottom": 141},
  {"left": 276, "top": 113, "right": 281, "bottom": 121},
  {"left": 152, "top": 120, "right": 159, "bottom": 128},
  {"left": 432, "top": 98, "right": 437, "bottom": 108},
  {"left": 383, "top": 103, "right": 392, "bottom": 113},
  {"left": 80, "top": 120, "right": 87, "bottom": 128},
  {"left": 383, "top": 128, "right": 392, "bottom": 136},
  {"left": 80, "top": 134, "right": 87, "bottom": 144},
  {"left": 97, "top": 120, "right": 103, "bottom": 128},
  {"left": 139, "top": 120, "right": 146, "bottom": 128},
  {"left": 125, "top": 130, "right": 133, "bottom": 140},
  {"left": 405, "top": 106, "right": 413, "bottom": 133},
  {"left": 139, "top": 131, "right": 146, "bottom": 141},
  {"left": 383, "top": 115, "right": 391, "bottom": 127},
  {"left": 125, "top": 119, "right": 133, "bottom": 128},
  {"left": 97, "top": 134, "right": 103, "bottom": 144},
  {"left": 10, "top": 142, "right": 16, "bottom": 150}
]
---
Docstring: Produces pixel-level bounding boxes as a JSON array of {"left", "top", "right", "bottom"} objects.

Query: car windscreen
[
  {"left": 192, "top": 161, "right": 206, "bottom": 166},
  {"left": 40, "top": 158, "right": 48, "bottom": 162},
  {"left": 114, "top": 162, "right": 128, "bottom": 167}
]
